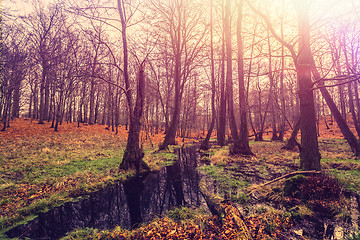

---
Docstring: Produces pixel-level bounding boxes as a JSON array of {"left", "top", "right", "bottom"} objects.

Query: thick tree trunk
[
  {"left": 295, "top": 1, "right": 321, "bottom": 170},
  {"left": 118, "top": 0, "right": 148, "bottom": 172},
  {"left": 120, "top": 64, "right": 149, "bottom": 172},
  {"left": 224, "top": 0, "right": 241, "bottom": 155},
  {"left": 246, "top": 0, "right": 321, "bottom": 169},
  {"left": 236, "top": 0, "right": 253, "bottom": 155}
]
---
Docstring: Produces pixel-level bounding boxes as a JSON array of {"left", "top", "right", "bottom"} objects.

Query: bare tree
[
  {"left": 236, "top": 0, "right": 253, "bottom": 154},
  {"left": 149, "top": 0, "right": 207, "bottom": 150},
  {"left": 201, "top": 0, "right": 216, "bottom": 150},
  {"left": 1, "top": 22, "right": 28, "bottom": 130},
  {"left": 247, "top": 0, "right": 321, "bottom": 170}
]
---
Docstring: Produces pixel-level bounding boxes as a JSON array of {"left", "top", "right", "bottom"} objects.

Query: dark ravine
[{"left": 6, "top": 145, "right": 204, "bottom": 240}]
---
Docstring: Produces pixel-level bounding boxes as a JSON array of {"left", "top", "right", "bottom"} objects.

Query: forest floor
[{"left": 0, "top": 118, "right": 360, "bottom": 239}]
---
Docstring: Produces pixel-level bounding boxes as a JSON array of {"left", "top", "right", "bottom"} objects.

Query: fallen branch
[{"left": 248, "top": 170, "right": 321, "bottom": 195}]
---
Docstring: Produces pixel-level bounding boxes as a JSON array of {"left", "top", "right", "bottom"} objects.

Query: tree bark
[
  {"left": 201, "top": 0, "right": 216, "bottom": 150},
  {"left": 217, "top": 3, "right": 226, "bottom": 147},
  {"left": 278, "top": 19, "right": 286, "bottom": 141},
  {"left": 348, "top": 82, "right": 360, "bottom": 138},
  {"left": 246, "top": 0, "right": 321, "bottom": 170},
  {"left": 313, "top": 67, "right": 360, "bottom": 156},
  {"left": 295, "top": 1, "right": 321, "bottom": 170},
  {"left": 120, "top": 64, "right": 149, "bottom": 172},
  {"left": 118, "top": 0, "right": 148, "bottom": 172},
  {"left": 236, "top": 0, "right": 253, "bottom": 155},
  {"left": 282, "top": 118, "right": 300, "bottom": 151},
  {"left": 224, "top": 0, "right": 241, "bottom": 154},
  {"left": 159, "top": 4, "right": 183, "bottom": 150},
  {"left": 159, "top": 51, "right": 181, "bottom": 150}
]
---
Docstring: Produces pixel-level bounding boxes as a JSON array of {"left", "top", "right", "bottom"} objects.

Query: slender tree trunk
[
  {"left": 313, "top": 67, "right": 360, "bottom": 155},
  {"left": 354, "top": 80, "right": 360, "bottom": 138},
  {"left": 355, "top": 81, "right": 360, "bottom": 131},
  {"left": 39, "top": 54, "right": 46, "bottom": 124},
  {"left": 338, "top": 84, "right": 346, "bottom": 120},
  {"left": 348, "top": 82, "right": 360, "bottom": 138},
  {"left": 1, "top": 93, "right": 12, "bottom": 131},
  {"left": 159, "top": 19, "right": 182, "bottom": 150},
  {"left": 323, "top": 98, "right": 330, "bottom": 130},
  {"left": 88, "top": 80, "right": 95, "bottom": 125},
  {"left": 278, "top": 18, "right": 286, "bottom": 141},
  {"left": 267, "top": 30, "right": 278, "bottom": 141},
  {"left": 28, "top": 93, "right": 33, "bottom": 119},
  {"left": 201, "top": 0, "right": 216, "bottom": 150},
  {"left": 217, "top": 2, "right": 226, "bottom": 146}
]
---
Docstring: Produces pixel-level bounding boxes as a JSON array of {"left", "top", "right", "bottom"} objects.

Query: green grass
[
  {"left": 198, "top": 165, "right": 249, "bottom": 200},
  {"left": 1, "top": 126, "right": 358, "bottom": 239},
  {"left": 60, "top": 227, "right": 99, "bottom": 240},
  {"left": 167, "top": 207, "right": 196, "bottom": 221},
  {"left": 143, "top": 149, "right": 177, "bottom": 170},
  {"left": 0, "top": 129, "right": 166, "bottom": 232},
  {"left": 331, "top": 169, "right": 360, "bottom": 193}
]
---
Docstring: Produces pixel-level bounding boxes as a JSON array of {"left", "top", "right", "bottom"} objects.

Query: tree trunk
[
  {"left": 120, "top": 64, "right": 149, "bottom": 172},
  {"left": 217, "top": 3, "right": 226, "bottom": 147},
  {"left": 159, "top": 25, "right": 182, "bottom": 150},
  {"left": 278, "top": 20, "right": 286, "bottom": 141},
  {"left": 349, "top": 81, "right": 360, "bottom": 139},
  {"left": 224, "top": 0, "right": 241, "bottom": 154},
  {"left": 118, "top": 0, "right": 148, "bottom": 172},
  {"left": 354, "top": 81, "right": 360, "bottom": 133},
  {"left": 282, "top": 118, "right": 300, "bottom": 151},
  {"left": 315, "top": 74, "right": 360, "bottom": 156},
  {"left": 88, "top": 80, "right": 95, "bottom": 125},
  {"left": 39, "top": 55, "right": 46, "bottom": 124},
  {"left": 12, "top": 83, "right": 20, "bottom": 118},
  {"left": 236, "top": 0, "right": 253, "bottom": 155},
  {"left": 201, "top": 0, "right": 216, "bottom": 150},
  {"left": 338, "top": 84, "right": 346, "bottom": 120},
  {"left": 296, "top": 1, "right": 321, "bottom": 171}
]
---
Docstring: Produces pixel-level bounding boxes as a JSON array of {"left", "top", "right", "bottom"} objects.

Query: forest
[{"left": 1, "top": 0, "right": 360, "bottom": 239}]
